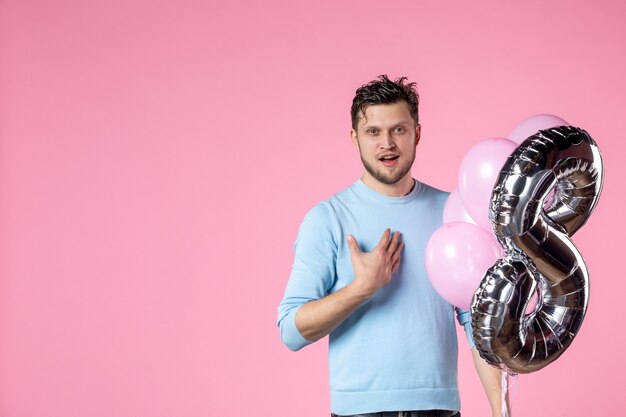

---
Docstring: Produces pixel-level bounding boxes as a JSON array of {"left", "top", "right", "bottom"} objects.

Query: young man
[{"left": 278, "top": 75, "right": 504, "bottom": 417}]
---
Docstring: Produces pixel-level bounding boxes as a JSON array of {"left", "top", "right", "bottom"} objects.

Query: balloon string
[{"left": 501, "top": 371, "right": 518, "bottom": 417}]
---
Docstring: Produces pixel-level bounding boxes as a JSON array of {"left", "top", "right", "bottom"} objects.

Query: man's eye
[
  {"left": 368, "top": 129, "right": 378, "bottom": 135},
  {"left": 395, "top": 127, "right": 406, "bottom": 133}
]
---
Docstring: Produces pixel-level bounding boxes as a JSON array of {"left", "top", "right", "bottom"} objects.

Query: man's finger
[
  {"left": 391, "top": 256, "right": 401, "bottom": 274},
  {"left": 376, "top": 228, "right": 391, "bottom": 249},
  {"left": 392, "top": 241, "right": 404, "bottom": 259},
  {"left": 347, "top": 235, "right": 361, "bottom": 255},
  {"left": 391, "top": 242, "right": 404, "bottom": 271},
  {"left": 386, "top": 231, "right": 401, "bottom": 252}
]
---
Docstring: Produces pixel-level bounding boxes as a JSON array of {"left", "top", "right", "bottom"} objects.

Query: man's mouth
[{"left": 379, "top": 154, "right": 399, "bottom": 167}]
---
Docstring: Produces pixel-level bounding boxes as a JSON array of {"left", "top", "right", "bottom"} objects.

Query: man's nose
[{"left": 380, "top": 132, "right": 395, "bottom": 149}]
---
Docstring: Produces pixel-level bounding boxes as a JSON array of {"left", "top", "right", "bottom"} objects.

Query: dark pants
[{"left": 331, "top": 411, "right": 460, "bottom": 417}]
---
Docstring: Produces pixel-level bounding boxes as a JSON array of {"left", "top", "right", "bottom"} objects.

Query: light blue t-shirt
[{"left": 278, "top": 179, "right": 473, "bottom": 415}]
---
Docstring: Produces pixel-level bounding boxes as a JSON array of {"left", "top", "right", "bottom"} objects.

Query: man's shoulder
[
  {"left": 417, "top": 181, "right": 450, "bottom": 197},
  {"left": 299, "top": 181, "right": 361, "bottom": 226},
  {"left": 313, "top": 181, "right": 362, "bottom": 209},
  {"left": 296, "top": 198, "right": 343, "bottom": 246},
  {"left": 416, "top": 181, "right": 450, "bottom": 205},
  {"left": 302, "top": 200, "right": 333, "bottom": 224}
]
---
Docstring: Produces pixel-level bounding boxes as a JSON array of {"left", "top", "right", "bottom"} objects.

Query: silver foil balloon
[{"left": 471, "top": 126, "right": 603, "bottom": 374}]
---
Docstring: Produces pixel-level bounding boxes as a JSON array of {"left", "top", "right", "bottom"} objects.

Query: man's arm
[
  {"left": 472, "top": 347, "right": 511, "bottom": 417},
  {"left": 294, "top": 229, "right": 404, "bottom": 342}
]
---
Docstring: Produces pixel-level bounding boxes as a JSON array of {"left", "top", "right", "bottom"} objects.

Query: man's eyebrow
[{"left": 363, "top": 120, "right": 409, "bottom": 128}]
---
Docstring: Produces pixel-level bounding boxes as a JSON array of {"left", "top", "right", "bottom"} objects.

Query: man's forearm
[
  {"left": 294, "top": 282, "right": 371, "bottom": 342},
  {"left": 472, "top": 347, "right": 510, "bottom": 417}
]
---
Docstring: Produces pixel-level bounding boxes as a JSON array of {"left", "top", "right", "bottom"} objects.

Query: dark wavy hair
[{"left": 350, "top": 75, "right": 419, "bottom": 129}]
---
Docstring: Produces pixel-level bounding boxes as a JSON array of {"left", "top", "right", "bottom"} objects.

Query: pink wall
[{"left": 1, "top": 1, "right": 624, "bottom": 416}]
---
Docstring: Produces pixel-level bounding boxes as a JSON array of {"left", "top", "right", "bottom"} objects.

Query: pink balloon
[
  {"left": 509, "top": 114, "right": 569, "bottom": 144},
  {"left": 443, "top": 188, "right": 476, "bottom": 225},
  {"left": 425, "top": 222, "right": 502, "bottom": 309},
  {"left": 457, "top": 138, "right": 517, "bottom": 232}
]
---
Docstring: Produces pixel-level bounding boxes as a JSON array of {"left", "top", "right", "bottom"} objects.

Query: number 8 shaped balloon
[{"left": 471, "top": 126, "right": 604, "bottom": 373}]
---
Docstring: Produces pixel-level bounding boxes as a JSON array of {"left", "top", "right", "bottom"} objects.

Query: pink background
[{"left": 1, "top": 1, "right": 624, "bottom": 416}]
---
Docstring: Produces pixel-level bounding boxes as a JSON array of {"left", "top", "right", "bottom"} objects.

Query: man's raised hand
[{"left": 346, "top": 228, "right": 404, "bottom": 299}]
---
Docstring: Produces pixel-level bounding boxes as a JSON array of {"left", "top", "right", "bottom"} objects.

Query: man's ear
[
  {"left": 350, "top": 129, "right": 359, "bottom": 147},
  {"left": 415, "top": 124, "right": 421, "bottom": 146}
]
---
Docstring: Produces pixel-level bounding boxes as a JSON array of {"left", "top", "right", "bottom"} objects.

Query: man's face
[{"left": 351, "top": 101, "right": 420, "bottom": 186}]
